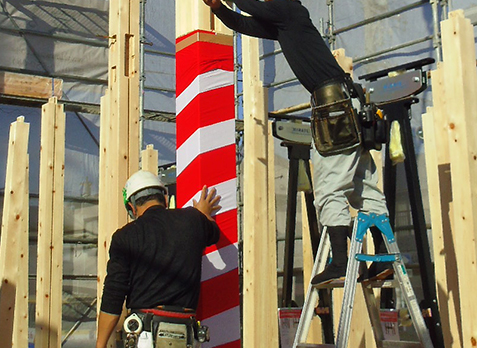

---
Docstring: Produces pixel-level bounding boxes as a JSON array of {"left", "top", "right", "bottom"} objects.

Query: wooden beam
[
  {"left": 242, "top": 34, "right": 278, "bottom": 347},
  {"left": 141, "top": 144, "right": 159, "bottom": 175},
  {"left": 97, "top": 0, "right": 141, "bottom": 344},
  {"left": 35, "top": 97, "right": 65, "bottom": 348},
  {"left": 440, "top": 10, "right": 477, "bottom": 346},
  {"left": 0, "top": 116, "right": 30, "bottom": 347},
  {"left": 423, "top": 63, "right": 461, "bottom": 347},
  {"left": 267, "top": 121, "right": 279, "bottom": 348},
  {"left": 0, "top": 71, "right": 62, "bottom": 99},
  {"left": 176, "top": 0, "right": 232, "bottom": 38},
  {"left": 13, "top": 153, "right": 29, "bottom": 348},
  {"left": 97, "top": 93, "right": 110, "bottom": 315}
]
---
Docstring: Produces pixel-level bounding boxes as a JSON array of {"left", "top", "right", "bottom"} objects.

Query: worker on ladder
[
  {"left": 96, "top": 170, "right": 221, "bottom": 348},
  {"left": 205, "top": 0, "right": 392, "bottom": 284}
]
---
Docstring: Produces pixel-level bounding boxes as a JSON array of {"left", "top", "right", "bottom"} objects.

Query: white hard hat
[{"left": 122, "top": 170, "right": 167, "bottom": 207}]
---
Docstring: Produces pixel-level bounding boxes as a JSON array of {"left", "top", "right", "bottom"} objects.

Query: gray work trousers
[{"left": 311, "top": 144, "right": 389, "bottom": 227}]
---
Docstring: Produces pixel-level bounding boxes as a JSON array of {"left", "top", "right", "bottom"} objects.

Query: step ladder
[{"left": 293, "top": 212, "right": 435, "bottom": 348}]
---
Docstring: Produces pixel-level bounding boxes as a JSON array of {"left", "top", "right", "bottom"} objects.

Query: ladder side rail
[
  {"left": 376, "top": 217, "right": 434, "bottom": 348},
  {"left": 335, "top": 217, "right": 363, "bottom": 348},
  {"left": 293, "top": 227, "right": 330, "bottom": 347}
]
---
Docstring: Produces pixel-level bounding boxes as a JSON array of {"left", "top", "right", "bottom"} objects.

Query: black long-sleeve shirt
[
  {"left": 100, "top": 205, "right": 220, "bottom": 315},
  {"left": 214, "top": 0, "right": 346, "bottom": 93}
]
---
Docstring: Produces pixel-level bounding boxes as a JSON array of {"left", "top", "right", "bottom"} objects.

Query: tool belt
[
  {"left": 311, "top": 75, "right": 387, "bottom": 155},
  {"left": 310, "top": 76, "right": 362, "bottom": 156},
  {"left": 123, "top": 306, "right": 209, "bottom": 348}
]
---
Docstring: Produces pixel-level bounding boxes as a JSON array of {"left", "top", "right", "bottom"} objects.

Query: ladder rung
[
  {"left": 356, "top": 253, "right": 400, "bottom": 263},
  {"left": 313, "top": 279, "right": 346, "bottom": 289},
  {"left": 313, "top": 278, "right": 398, "bottom": 289},
  {"left": 361, "top": 278, "right": 399, "bottom": 288},
  {"left": 382, "top": 340, "right": 424, "bottom": 348}
]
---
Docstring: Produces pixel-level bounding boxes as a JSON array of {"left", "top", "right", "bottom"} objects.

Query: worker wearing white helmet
[
  {"left": 96, "top": 170, "right": 221, "bottom": 348},
  {"left": 122, "top": 170, "right": 169, "bottom": 220}
]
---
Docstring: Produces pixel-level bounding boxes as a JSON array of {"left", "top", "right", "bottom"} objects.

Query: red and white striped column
[{"left": 176, "top": 30, "right": 240, "bottom": 348}]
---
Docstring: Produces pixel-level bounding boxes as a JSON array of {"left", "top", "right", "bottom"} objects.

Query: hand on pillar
[{"left": 193, "top": 185, "right": 222, "bottom": 221}]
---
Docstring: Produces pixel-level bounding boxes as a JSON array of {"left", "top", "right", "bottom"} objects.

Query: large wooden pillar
[
  {"left": 242, "top": 35, "right": 279, "bottom": 348},
  {"left": 35, "top": 97, "right": 66, "bottom": 348},
  {"left": 0, "top": 117, "right": 30, "bottom": 348},
  {"left": 97, "top": 0, "right": 141, "bottom": 345},
  {"left": 423, "top": 9, "right": 476, "bottom": 348},
  {"left": 175, "top": 1, "right": 240, "bottom": 347}
]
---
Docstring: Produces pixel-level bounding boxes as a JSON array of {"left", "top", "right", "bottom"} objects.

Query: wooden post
[
  {"left": 268, "top": 121, "right": 279, "bottom": 346},
  {"left": 440, "top": 10, "right": 476, "bottom": 347},
  {"left": 141, "top": 144, "right": 158, "bottom": 175},
  {"left": 176, "top": 1, "right": 240, "bottom": 347},
  {"left": 97, "top": 0, "right": 141, "bottom": 344},
  {"left": 0, "top": 117, "right": 30, "bottom": 347},
  {"left": 35, "top": 97, "right": 66, "bottom": 348},
  {"left": 422, "top": 63, "right": 461, "bottom": 347},
  {"left": 242, "top": 34, "right": 279, "bottom": 348}
]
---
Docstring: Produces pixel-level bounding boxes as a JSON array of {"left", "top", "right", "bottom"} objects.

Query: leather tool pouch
[
  {"left": 358, "top": 103, "right": 388, "bottom": 151},
  {"left": 311, "top": 79, "right": 361, "bottom": 156}
]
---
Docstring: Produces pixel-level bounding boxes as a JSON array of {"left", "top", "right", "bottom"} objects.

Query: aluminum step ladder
[{"left": 293, "top": 212, "right": 435, "bottom": 348}]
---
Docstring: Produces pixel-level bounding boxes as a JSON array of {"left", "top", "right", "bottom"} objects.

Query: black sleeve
[
  {"left": 213, "top": 3, "right": 278, "bottom": 40},
  {"left": 206, "top": 219, "right": 221, "bottom": 246},
  {"left": 232, "top": 0, "right": 285, "bottom": 22},
  {"left": 194, "top": 209, "right": 221, "bottom": 246},
  {"left": 100, "top": 230, "right": 131, "bottom": 315}
]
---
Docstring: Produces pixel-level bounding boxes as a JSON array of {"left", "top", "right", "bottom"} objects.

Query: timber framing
[
  {"left": 97, "top": 0, "right": 141, "bottom": 347},
  {"left": 0, "top": 117, "right": 30, "bottom": 348},
  {"left": 422, "top": 9, "right": 477, "bottom": 348},
  {"left": 242, "top": 35, "right": 279, "bottom": 348},
  {"left": 35, "top": 97, "right": 66, "bottom": 348}
]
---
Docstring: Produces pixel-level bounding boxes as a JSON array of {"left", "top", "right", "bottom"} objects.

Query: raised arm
[
  {"left": 204, "top": 1, "right": 278, "bottom": 40},
  {"left": 231, "top": 0, "right": 285, "bottom": 22}
]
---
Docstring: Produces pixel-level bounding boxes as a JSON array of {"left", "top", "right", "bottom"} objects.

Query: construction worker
[
  {"left": 205, "top": 0, "right": 392, "bottom": 284},
  {"left": 96, "top": 170, "right": 221, "bottom": 348}
]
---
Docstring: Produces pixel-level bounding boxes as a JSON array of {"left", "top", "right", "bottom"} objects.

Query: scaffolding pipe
[
  {"left": 139, "top": 0, "right": 146, "bottom": 151},
  {"left": 61, "top": 298, "right": 97, "bottom": 346},
  {"left": 430, "top": 0, "right": 443, "bottom": 62},
  {"left": 354, "top": 35, "right": 434, "bottom": 64},
  {"left": 333, "top": 0, "right": 429, "bottom": 35},
  {"left": 327, "top": 0, "right": 336, "bottom": 50}
]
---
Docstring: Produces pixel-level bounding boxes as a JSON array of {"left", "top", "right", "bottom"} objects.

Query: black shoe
[
  {"left": 359, "top": 262, "right": 393, "bottom": 282},
  {"left": 311, "top": 262, "right": 347, "bottom": 285}
]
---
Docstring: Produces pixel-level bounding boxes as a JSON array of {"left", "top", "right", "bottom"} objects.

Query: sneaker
[
  {"left": 359, "top": 262, "right": 393, "bottom": 282},
  {"left": 311, "top": 262, "right": 347, "bottom": 285}
]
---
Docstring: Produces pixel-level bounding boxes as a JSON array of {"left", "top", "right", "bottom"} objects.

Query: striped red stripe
[
  {"left": 205, "top": 209, "right": 238, "bottom": 253},
  {"left": 176, "top": 86, "right": 235, "bottom": 148},
  {"left": 214, "top": 340, "right": 241, "bottom": 348},
  {"left": 176, "top": 145, "right": 236, "bottom": 207},
  {"left": 196, "top": 269, "right": 240, "bottom": 320},
  {"left": 176, "top": 41, "right": 233, "bottom": 96}
]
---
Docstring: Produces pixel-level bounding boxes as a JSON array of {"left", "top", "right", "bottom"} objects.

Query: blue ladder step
[{"left": 355, "top": 253, "right": 400, "bottom": 263}]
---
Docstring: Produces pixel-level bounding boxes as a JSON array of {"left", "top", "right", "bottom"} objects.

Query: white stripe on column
[
  {"left": 176, "top": 69, "right": 234, "bottom": 115},
  {"left": 176, "top": 119, "right": 235, "bottom": 175},
  {"left": 201, "top": 306, "right": 241, "bottom": 347},
  {"left": 182, "top": 178, "right": 236, "bottom": 214},
  {"left": 202, "top": 243, "right": 238, "bottom": 282}
]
